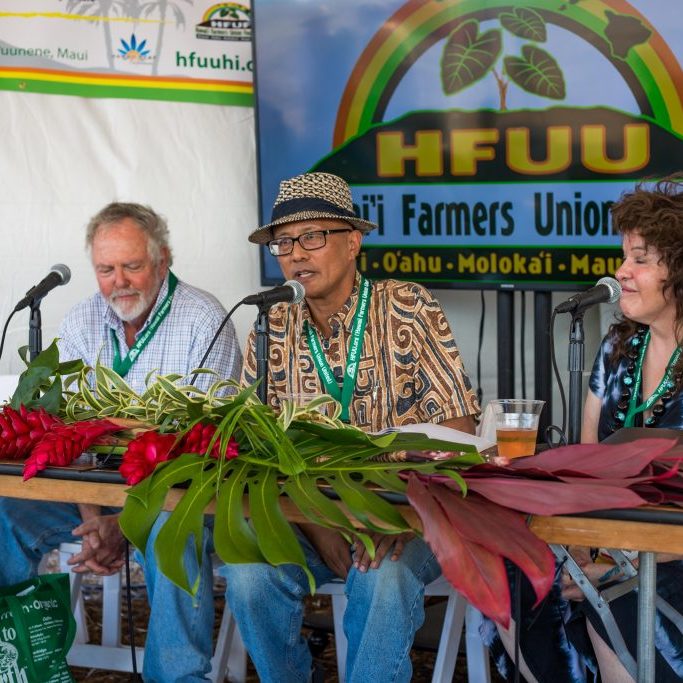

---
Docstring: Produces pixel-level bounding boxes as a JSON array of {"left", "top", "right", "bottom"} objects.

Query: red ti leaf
[
  {"left": 506, "top": 438, "right": 678, "bottom": 478},
  {"left": 407, "top": 474, "right": 509, "bottom": 626},
  {"left": 463, "top": 477, "right": 646, "bottom": 515},
  {"left": 407, "top": 475, "right": 555, "bottom": 626},
  {"left": 426, "top": 481, "right": 554, "bottom": 606}
]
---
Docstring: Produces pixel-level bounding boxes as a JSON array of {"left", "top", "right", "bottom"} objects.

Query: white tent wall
[
  {"left": 0, "top": 91, "right": 261, "bottom": 374},
  {"left": 0, "top": 90, "right": 604, "bottom": 423}
]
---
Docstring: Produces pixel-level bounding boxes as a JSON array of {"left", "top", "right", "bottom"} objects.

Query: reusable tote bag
[{"left": 0, "top": 573, "right": 76, "bottom": 682}]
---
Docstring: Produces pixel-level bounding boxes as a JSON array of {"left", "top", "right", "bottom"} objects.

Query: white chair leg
[
  {"left": 314, "top": 577, "right": 492, "bottom": 683},
  {"left": 465, "top": 605, "right": 491, "bottom": 683},
  {"left": 58, "top": 542, "right": 89, "bottom": 645},
  {"left": 431, "top": 589, "right": 466, "bottom": 683},
  {"left": 58, "top": 542, "right": 145, "bottom": 672},
  {"left": 226, "top": 627, "right": 248, "bottom": 683},
  {"left": 101, "top": 572, "right": 122, "bottom": 647},
  {"left": 210, "top": 605, "right": 247, "bottom": 683},
  {"left": 330, "top": 592, "right": 348, "bottom": 682}
]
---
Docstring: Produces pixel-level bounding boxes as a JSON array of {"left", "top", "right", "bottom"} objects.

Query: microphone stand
[
  {"left": 28, "top": 300, "right": 43, "bottom": 362},
  {"left": 254, "top": 305, "right": 269, "bottom": 404},
  {"left": 567, "top": 311, "right": 585, "bottom": 444}
]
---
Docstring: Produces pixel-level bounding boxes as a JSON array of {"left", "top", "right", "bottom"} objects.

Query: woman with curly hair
[{"left": 564, "top": 174, "right": 683, "bottom": 682}]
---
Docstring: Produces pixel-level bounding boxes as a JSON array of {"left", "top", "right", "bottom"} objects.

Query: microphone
[
  {"left": 15, "top": 264, "right": 71, "bottom": 312},
  {"left": 241, "top": 280, "right": 306, "bottom": 307},
  {"left": 554, "top": 276, "right": 621, "bottom": 314}
]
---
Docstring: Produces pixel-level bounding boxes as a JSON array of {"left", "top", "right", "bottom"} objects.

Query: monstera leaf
[
  {"left": 504, "top": 45, "right": 566, "bottom": 100},
  {"left": 441, "top": 19, "right": 502, "bottom": 95},
  {"left": 119, "top": 407, "right": 483, "bottom": 598},
  {"left": 499, "top": 8, "right": 547, "bottom": 42}
]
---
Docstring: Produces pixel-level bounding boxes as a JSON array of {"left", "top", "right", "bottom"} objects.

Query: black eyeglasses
[{"left": 268, "top": 229, "right": 353, "bottom": 256}]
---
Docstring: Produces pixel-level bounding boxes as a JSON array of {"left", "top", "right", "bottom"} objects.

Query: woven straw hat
[{"left": 249, "top": 172, "right": 378, "bottom": 244}]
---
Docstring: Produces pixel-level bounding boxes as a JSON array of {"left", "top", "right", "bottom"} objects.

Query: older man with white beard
[{"left": 0, "top": 203, "right": 242, "bottom": 673}]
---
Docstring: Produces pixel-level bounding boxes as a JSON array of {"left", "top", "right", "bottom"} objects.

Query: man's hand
[
  {"left": 352, "top": 532, "right": 413, "bottom": 573},
  {"left": 300, "top": 524, "right": 353, "bottom": 579},
  {"left": 69, "top": 513, "right": 126, "bottom": 575}
]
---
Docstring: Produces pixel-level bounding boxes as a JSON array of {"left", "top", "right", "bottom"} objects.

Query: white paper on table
[{"left": 375, "top": 422, "right": 495, "bottom": 453}]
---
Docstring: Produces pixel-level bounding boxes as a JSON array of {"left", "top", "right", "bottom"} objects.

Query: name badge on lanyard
[
  {"left": 110, "top": 271, "right": 178, "bottom": 377},
  {"left": 304, "top": 276, "right": 371, "bottom": 422}
]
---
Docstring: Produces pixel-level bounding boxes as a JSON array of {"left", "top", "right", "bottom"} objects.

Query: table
[
  {"left": 1, "top": 463, "right": 681, "bottom": 682},
  {"left": 530, "top": 509, "right": 683, "bottom": 682}
]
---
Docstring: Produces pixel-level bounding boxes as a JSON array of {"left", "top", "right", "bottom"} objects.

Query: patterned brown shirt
[{"left": 242, "top": 273, "right": 480, "bottom": 432}]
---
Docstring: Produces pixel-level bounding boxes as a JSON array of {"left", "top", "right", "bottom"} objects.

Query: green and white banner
[{"left": 0, "top": 1, "right": 253, "bottom": 106}]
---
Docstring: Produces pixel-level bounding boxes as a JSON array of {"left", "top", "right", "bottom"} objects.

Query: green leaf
[
  {"left": 155, "top": 375, "right": 193, "bottom": 404},
  {"left": 154, "top": 464, "right": 219, "bottom": 594},
  {"left": 282, "top": 475, "right": 376, "bottom": 556},
  {"left": 10, "top": 366, "right": 53, "bottom": 409},
  {"left": 504, "top": 45, "right": 566, "bottom": 100},
  {"left": 248, "top": 408, "right": 305, "bottom": 475},
  {"left": 95, "top": 362, "right": 138, "bottom": 397},
  {"left": 328, "top": 473, "right": 411, "bottom": 533},
  {"left": 57, "top": 359, "right": 84, "bottom": 375},
  {"left": 35, "top": 378, "right": 64, "bottom": 414},
  {"left": 441, "top": 20, "right": 502, "bottom": 95},
  {"left": 213, "top": 460, "right": 266, "bottom": 564},
  {"left": 30, "top": 340, "right": 60, "bottom": 371},
  {"left": 249, "top": 469, "right": 315, "bottom": 592},
  {"left": 282, "top": 474, "right": 357, "bottom": 532},
  {"left": 119, "top": 454, "right": 208, "bottom": 554},
  {"left": 11, "top": 340, "right": 63, "bottom": 408},
  {"left": 364, "top": 470, "right": 408, "bottom": 494},
  {"left": 17, "top": 345, "right": 30, "bottom": 365},
  {"left": 500, "top": 8, "right": 546, "bottom": 42},
  {"left": 435, "top": 469, "right": 468, "bottom": 496}
]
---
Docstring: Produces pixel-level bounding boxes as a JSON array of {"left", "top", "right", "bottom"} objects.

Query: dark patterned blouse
[
  {"left": 589, "top": 329, "right": 683, "bottom": 441},
  {"left": 241, "top": 272, "right": 480, "bottom": 432}
]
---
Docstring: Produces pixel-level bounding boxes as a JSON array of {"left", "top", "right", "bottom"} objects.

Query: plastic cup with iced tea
[{"left": 491, "top": 399, "right": 545, "bottom": 459}]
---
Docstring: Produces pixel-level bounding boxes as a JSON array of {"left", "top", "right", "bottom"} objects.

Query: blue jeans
[
  {"left": 220, "top": 530, "right": 442, "bottom": 683},
  {"left": 0, "top": 498, "right": 441, "bottom": 682},
  {"left": 141, "top": 511, "right": 217, "bottom": 682},
  {"left": 0, "top": 498, "right": 86, "bottom": 584}
]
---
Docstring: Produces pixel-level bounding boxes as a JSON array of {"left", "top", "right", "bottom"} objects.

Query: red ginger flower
[
  {"left": 0, "top": 405, "right": 63, "bottom": 460},
  {"left": 23, "top": 419, "right": 123, "bottom": 481},
  {"left": 178, "top": 423, "right": 239, "bottom": 460},
  {"left": 119, "top": 423, "right": 239, "bottom": 486},
  {"left": 119, "top": 430, "right": 177, "bottom": 485}
]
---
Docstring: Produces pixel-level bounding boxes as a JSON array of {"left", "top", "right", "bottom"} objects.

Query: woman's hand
[{"left": 561, "top": 546, "right": 622, "bottom": 601}]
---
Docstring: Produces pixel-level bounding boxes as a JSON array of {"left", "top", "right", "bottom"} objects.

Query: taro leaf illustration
[
  {"left": 441, "top": 19, "right": 502, "bottom": 95},
  {"left": 503, "top": 45, "right": 566, "bottom": 100},
  {"left": 499, "top": 8, "right": 547, "bottom": 42}
]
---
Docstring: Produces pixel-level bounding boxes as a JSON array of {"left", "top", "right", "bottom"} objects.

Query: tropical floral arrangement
[{"left": 3, "top": 341, "right": 683, "bottom": 626}]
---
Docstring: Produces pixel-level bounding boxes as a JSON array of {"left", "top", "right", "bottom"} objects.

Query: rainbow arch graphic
[
  {"left": 333, "top": 0, "right": 683, "bottom": 146},
  {"left": 201, "top": 3, "right": 250, "bottom": 23}
]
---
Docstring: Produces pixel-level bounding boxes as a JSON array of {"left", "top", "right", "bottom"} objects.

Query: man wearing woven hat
[{"left": 219, "top": 172, "right": 480, "bottom": 682}]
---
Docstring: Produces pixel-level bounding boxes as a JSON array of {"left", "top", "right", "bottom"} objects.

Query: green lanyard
[
  {"left": 110, "top": 271, "right": 178, "bottom": 378},
  {"left": 624, "top": 329, "right": 682, "bottom": 427},
  {"left": 304, "top": 276, "right": 371, "bottom": 422}
]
